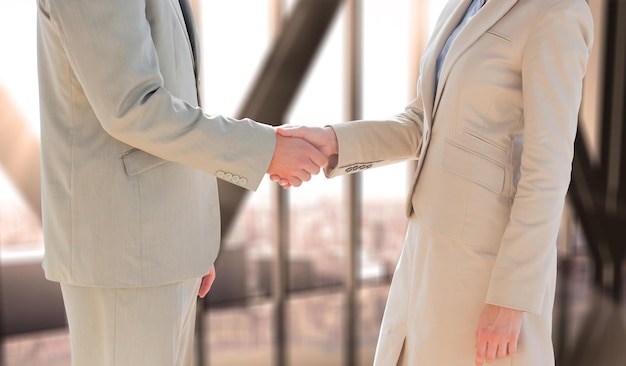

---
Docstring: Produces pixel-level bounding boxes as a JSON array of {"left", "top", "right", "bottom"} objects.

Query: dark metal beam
[{"left": 600, "top": 0, "right": 626, "bottom": 217}]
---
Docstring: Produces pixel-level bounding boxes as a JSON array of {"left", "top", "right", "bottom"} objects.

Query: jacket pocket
[
  {"left": 485, "top": 30, "right": 512, "bottom": 45},
  {"left": 121, "top": 148, "right": 168, "bottom": 176},
  {"left": 442, "top": 139, "right": 505, "bottom": 194}
]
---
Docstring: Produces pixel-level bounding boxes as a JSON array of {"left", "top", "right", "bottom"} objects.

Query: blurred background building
[{"left": 0, "top": 0, "right": 624, "bottom": 365}]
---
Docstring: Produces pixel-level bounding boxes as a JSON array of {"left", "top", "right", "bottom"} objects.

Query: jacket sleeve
[
  {"left": 485, "top": 0, "right": 594, "bottom": 314},
  {"left": 46, "top": 0, "right": 276, "bottom": 191},
  {"left": 324, "top": 81, "right": 426, "bottom": 178}
]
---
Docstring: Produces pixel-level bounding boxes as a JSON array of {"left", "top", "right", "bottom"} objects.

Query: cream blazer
[
  {"left": 37, "top": 0, "right": 276, "bottom": 287},
  {"left": 328, "top": 0, "right": 593, "bottom": 315}
]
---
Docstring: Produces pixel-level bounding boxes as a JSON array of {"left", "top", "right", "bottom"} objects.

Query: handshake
[{"left": 266, "top": 125, "right": 339, "bottom": 189}]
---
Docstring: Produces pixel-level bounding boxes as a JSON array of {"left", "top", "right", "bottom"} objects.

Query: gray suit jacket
[{"left": 37, "top": 0, "right": 276, "bottom": 287}]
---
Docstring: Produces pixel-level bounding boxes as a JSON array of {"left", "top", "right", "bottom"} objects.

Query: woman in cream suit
[
  {"left": 276, "top": 0, "right": 594, "bottom": 364},
  {"left": 37, "top": 0, "right": 326, "bottom": 365}
]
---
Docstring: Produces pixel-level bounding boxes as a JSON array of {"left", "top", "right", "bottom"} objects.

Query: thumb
[{"left": 276, "top": 126, "right": 304, "bottom": 138}]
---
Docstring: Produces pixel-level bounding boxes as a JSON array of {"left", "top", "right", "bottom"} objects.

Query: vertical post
[
  {"left": 603, "top": 0, "right": 626, "bottom": 217},
  {"left": 344, "top": 0, "right": 362, "bottom": 365},
  {"left": 269, "top": 3, "right": 288, "bottom": 366},
  {"left": 195, "top": 297, "right": 206, "bottom": 366},
  {"left": 274, "top": 188, "right": 289, "bottom": 366},
  {"left": 599, "top": 0, "right": 626, "bottom": 304}
]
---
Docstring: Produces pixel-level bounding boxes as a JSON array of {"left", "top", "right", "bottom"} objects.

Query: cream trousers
[{"left": 60, "top": 278, "right": 201, "bottom": 366}]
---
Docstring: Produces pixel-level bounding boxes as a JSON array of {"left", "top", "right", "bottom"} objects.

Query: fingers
[
  {"left": 291, "top": 170, "right": 311, "bottom": 186},
  {"left": 486, "top": 338, "right": 500, "bottom": 363},
  {"left": 474, "top": 333, "right": 506, "bottom": 365},
  {"left": 198, "top": 265, "right": 216, "bottom": 298},
  {"left": 271, "top": 175, "right": 292, "bottom": 189},
  {"left": 508, "top": 334, "right": 518, "bottom": 355},
  {"left": 283, "top": 150, "right": 315, "bottom": 185},
  {"left": 474, "top": 304, "right": 523, "bottom": 365},
  {"left": 496, "top": 342, "right": 508, "bottom": 360},
  {"left": 286, "top": 176, "right": 303, "bottom": 188},
  {"left": 267, "top": 134, "right": 328, "bottom": 188},
  {"left": 308, "top": 144, "right": 328, "bottom": 169},
  {"left": 475, "top": 332, "right": 486, "bottom": 366},
  {"left": 475, "top": 340, "right": 508, "bottom": 364},
  {"left": 198, "top": 279, "right": 210, "bottom": 298},
  {"left": 270, "top": 174, "right": 281, "bottom": 182}
]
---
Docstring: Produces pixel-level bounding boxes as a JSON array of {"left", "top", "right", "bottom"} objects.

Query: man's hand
[
  {"left": 277, "top": 126, "right": 338, "bottom": 156},
  {"left": 270, "top": 126, "right": 338, "bottom": 188},
  {"left": 198, "top": 265, "right": 216, "bottom": 298},
  {"left": 266, "top": 133, "right": 328, "bottom": 188},
  {"left": 475, "top": 304, "right": 523, "bottom": 365}
]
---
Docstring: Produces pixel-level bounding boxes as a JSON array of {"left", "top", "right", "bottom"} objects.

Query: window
[{"left": 0, "top": 0, "right": 42, "bottom": 258}]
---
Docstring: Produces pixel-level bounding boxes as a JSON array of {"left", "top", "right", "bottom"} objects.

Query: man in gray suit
[{"left": 36, "top": 1, "right": 326, "bottom": 365}]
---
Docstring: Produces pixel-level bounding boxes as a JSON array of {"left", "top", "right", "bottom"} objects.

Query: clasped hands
[{"left": 266, "top": 126, "right": 338, "bottom": 188}]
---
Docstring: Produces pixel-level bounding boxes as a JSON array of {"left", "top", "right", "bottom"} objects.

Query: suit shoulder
[
  {"left": 519, "top": 0, "right": 593, "bottom": 36},
  {"left": 528, "top": 0, "right": 592, "bottom": 17}
]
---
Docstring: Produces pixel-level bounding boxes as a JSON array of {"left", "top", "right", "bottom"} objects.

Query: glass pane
[
  {"left": 0, "top": 2, "right": 47, "bottom": 355},
  {"left": 287, "top": 292, "right": 344, "bottom": 366},
  {"left": 284, "top": 4, "right": 345, "bottom": 292},
  {"left": 205, "top": 302, "right": 275, "bottom": 366},
  {"left": 359, "top": 173, "right": 408, "bottom": 285},
  {"left": 3, "top": 329, "right": 71, "bottom": 366},
  {"left": 0, "top": 0, "right": 42, "bottom": 257},
  {"left": 209, "top": 181, "right": 277, "bottom": 304},
  {"left": 359, "top": 0, "right": 412, "bottom": 285},
  {"left": 0, "top": 169, "right": 42, "bottom": 255},
  {"left": 357, "top": 286, "right": 389, "bottom": 365},
  {"left": 200, "top": 0, "right": 272, "bottom": 117},
  {"left": 200, "top": 0, "right": 277, "bottom": 304}
]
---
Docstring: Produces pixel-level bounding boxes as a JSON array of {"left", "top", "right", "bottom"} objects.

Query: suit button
[
  {"left": 239, "top": 178, "right": 247, "bottom": 185},
  {"left": 216, "top": 171, "right": 225, "bottom": 179},
  {"left": 231, "top": 175, "right": 240, "bottom": 183},
  {"left": 224, "top": 173, "right": 233, "bottom": 180}
]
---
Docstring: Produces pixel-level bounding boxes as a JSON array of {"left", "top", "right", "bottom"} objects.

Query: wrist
[{"left": 324, "top": 126, "right": 339, "bottom": 155}]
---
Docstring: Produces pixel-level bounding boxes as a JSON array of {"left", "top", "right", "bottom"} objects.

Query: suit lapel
[
  {"left": 432, "top": 0, "right": 518, "bottom": 116},
  {"left": 406, "top": 0, "right": 470, "bottom": 216},
  {"left": 174, "top": 0, "right": 201, "bottom": 103},
  {"left": 420, "top": 0, "right": 472, "bottom": 122},
  {"left": 177, "top": 0, "right": 199, "bottom": 68}
]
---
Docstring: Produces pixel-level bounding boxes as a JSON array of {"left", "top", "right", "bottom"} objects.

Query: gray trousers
[{"left": 60, "top": 278, "right": 201, "bottom": 366}]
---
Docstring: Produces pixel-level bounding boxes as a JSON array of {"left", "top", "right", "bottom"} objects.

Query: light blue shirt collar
[{"left": 435, "top": 0, "right": 486, "bottom": 89}]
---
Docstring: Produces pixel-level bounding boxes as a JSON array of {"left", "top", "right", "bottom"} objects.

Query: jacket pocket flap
[
  {"left": 442, "top": 140, "right": 505, "bottom": 193},
  {"left": 121, "top": 149, "right": 168, "bottom": 176}
]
